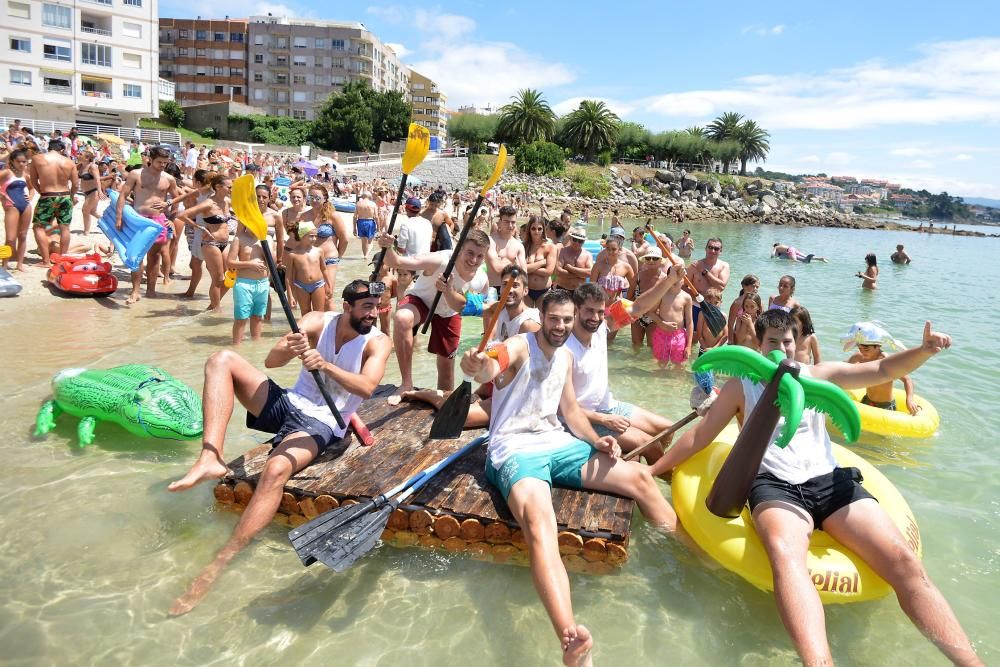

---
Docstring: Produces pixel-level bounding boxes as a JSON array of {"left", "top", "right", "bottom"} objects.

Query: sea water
[{"left": 2, "top": 220, "right": 998, "bottom": 665}]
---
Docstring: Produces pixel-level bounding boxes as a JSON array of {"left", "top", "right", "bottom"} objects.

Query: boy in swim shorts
[
  {"left": 650, "top": 270, "right": 693, "bottom": 367},
  {"left": 227, "top": 222, "right": 270, "bottom": 345},
  {"left": 843, "top": 321, "right": 919, "bottom": 414}
]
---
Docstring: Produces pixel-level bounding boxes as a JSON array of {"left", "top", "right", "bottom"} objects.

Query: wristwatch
[{"left": 701, "top": 269, "right": 708, "bottom": 276}]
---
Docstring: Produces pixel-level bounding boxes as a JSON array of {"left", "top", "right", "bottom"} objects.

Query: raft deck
[{"left": 214, "top": 385, "right": 634, "bottom": 574}]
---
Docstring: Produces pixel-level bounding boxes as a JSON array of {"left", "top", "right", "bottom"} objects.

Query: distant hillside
[{"left": 963, "top": 197, "right": 1000, "bottom": 209}]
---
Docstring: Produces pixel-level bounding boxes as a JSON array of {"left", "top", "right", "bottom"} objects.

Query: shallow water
[{"left": 3, "top": 220, "right": 998, "bottom": 666}]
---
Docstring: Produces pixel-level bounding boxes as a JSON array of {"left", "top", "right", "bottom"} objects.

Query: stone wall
[{"left": 341, "top": 157, "right": 468, "bottom": 190}]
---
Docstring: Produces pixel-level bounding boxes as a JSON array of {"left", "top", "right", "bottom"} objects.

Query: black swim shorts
[
  {"left": 748, "top": 467, "right": 876, "bottom": 528},
  {"left": 246, "top": 379, "right": 339, "bottom": 453}
]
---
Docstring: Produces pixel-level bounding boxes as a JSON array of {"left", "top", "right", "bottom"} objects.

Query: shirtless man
[
  {"left": 629, "top": 227, "right": 651, "bottom": 257},
  {"left": 116, "top": 146, "right": 179, "bottom": 304},
  {"left": 353, "top": 191, "right": 377, "bottom": 259},
  {"left": 28, "top": 139, "right": 78, "bottom": 267},
  {"left": 460, "top": 289, "right": 683, "bottom": 667},
  {"left": 650, "top": 268, "right": 694, "bottom": 367},
  {"left": 491, "top": 265, "right": 540, "bottom": 341},
  {"left": 554, "top": 227, "right": 592, "bottom": 291},
  {"left": 891, "top": 244, "right": 912, "bottom": 265},
  {"left": 686, "top": 237, "right": 730, "bottom": 330},
  {"left": 423, "top": 191, "right": 454, "bottom": 252},
  {"left": 676, "top": 229, "right": 695, "bottom": 259},
  {"left": 486, "top": 205, "right": 526, "bottom": 293},
  {"left": 167, "top": 281, "right": 391, "bottom": 615}
]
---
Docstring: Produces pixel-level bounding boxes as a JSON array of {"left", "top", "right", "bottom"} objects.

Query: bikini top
[
  {"left": 79, "top": 171, "right": 95, "bottom": 181},
  {"left": 203, "top": 214, "right": 226, "bottom": 225}
]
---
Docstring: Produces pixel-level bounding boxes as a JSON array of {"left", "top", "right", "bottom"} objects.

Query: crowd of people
[{"left": 3, "top": 125, "right": 982, "bottom": 667}]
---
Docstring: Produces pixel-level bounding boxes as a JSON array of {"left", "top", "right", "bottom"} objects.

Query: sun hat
[
  {"left": 841, "top": 321, "right": 905, "bottom": 352},
  {"left": 644, "top": 247, "right": 663, "bottom": 259},
  {"left": 568, "top": 227, "right": 587, "bottom": 241}
]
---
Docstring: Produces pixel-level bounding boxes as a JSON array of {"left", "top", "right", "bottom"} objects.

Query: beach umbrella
[
  {"left": 95, "top": 133, "right": 124, "bottom": 145},
  {"left": 311, "top": 156, "right": 339, "bottom": 168}
]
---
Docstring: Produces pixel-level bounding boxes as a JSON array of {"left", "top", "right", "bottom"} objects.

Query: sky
[{"left": 159, "top": 0, "right": 1000, "bottom": 198}]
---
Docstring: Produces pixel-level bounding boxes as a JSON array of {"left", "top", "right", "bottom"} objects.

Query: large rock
[
  {"left": 681, "top": 175, "right": 699, "bottom": 191},
  {"left": 761, "top": 194, "right": 778, "bottom": 209},
  {"left": 655, "top": 170, "right": 674, "bottom": 184},
  {"left": 621, "top": 175, "right": 633, "bottom": 187}
]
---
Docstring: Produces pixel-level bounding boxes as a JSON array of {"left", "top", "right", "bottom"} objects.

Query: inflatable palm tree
[{"left": 692, "top": 346, "right": 861, "bottom": 518}]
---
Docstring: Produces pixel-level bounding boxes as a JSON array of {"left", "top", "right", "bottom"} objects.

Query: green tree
[
  {"left": 311, "top": 81, "right": 410, "bottom": 152},
  {"left": 448, "top": 113, "right": 499, "bottom": 152},
  {"left": 238, "top": 116, "right": 313, "bottom": 145},
  {"left": 496, "top": 89, "right": 555, "bottom": 146},
  {"left": 560, "top": 100, "right": 620, "bottom": 161},
  {"left": 709, "top": 140, "right": 741, "bottom": 174},
  {"left": 707, "top": 112, "right": 743, "bottom": 173},
  {"left": 158, "top": 100, "right": 185, "bottom": 128},
  {"left": 615, "top": 121, "right": 651, "bottom": 160},
  {"left": 685, "top": 126, "right": 707, "bottom": 137},
  {"left": 514, "top": 140, "right": 565, "bottom": 176},
  {"left": 369, "top": 89, "right": 411, "bottom": 149},
  {"left": 734, "top": 119, "right": 771, "bottom": 175}
]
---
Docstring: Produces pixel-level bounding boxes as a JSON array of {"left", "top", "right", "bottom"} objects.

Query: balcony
[
  {"left": 81, "top": 78, "right": 113, "bottom": 99},
  {"left": 44, "top": 83, "right": 72, "bottom": 95},
  {"left": 355, "top": 47, "right": 373, "bottom": 60},
  {"left": 81, "top": 0, "right": 112, "bottom": 5},
  {"left": 80, "top": 15, "right": 112, "bottom": 37}
]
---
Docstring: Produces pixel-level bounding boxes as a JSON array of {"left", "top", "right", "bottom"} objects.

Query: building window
[
  {"left": 276, "top": 56, "right": 287, "bottom": 66},
  {"left": 275, "top": 74, "right": 287, "bottom": 84},
  {"left": 292, "top": 91, "right": 307, "bottom": 102},
  {"left": 213, "top": 66, "right": 225, "bottom": 75},
  {"left": 43, "top": 39, "right": 72, "bottom": 62},
  {"left": 292, "top": 109, "right": 306, "bottom": 120},
  {"left": 81, "top": 43, "right": 112, "bottom": 67},
  {"left": 10, "top": 37, "right": 30, "bottom": 52},
  {"left": 314, "top": 38, "right": 324, "bottom": 49},
  {"left": 123, "top": 22, "right": 142, "bottom": 38},
  {"left": 230, "top": 32, "right": 244, "bottom": 43},
  {"left": 293, "top": 56, "right": 306, "bottom": 66},
  {"left": 293, "top": 74, "right": 306, "bottom": 85},
  {"left": 122, "top": 52, "right": 141, "bottom": 68},
  {"left": 123, "top": 83, "right": 141, "bottom": 97},
  {"left": 214, "top": 85, "right": 224, "bottom": 94},
  {"left": 196, "top": 48, "right": 206, "bottom": 57},
  {"left": 42, "top": 3, "right": 71, "bottom": 29},
  {"left": 7, "top": 0, "right": 30, "bottom": 18},
  {"left": 43, "top": 74, "right": 70, "bottom": 91},
  {"left": 214, "top": 32, "right": 225, "bottom": 42},
  {"left": 123, "top": 0, "right": 142, "bottom": 6},
  {"left": 178, "top": 48, "right": 188, "bottom": 56},
  {"left": 196, "top": 30, "right": 207, "bottom": 40},
  {"left": 276, "top": 38, "right": 287, "bottom": 49},
  {"left": 254, "top": 35, "right": 264, "bottom": 45},
  {"left": 214, "top": 49, "right": 225, "bottom": 59},
  {"left": 230, "top": 67, "right": 243, "bottom": 77},
  {"left": 293, "top": 37, "right": 307, "bottom": 48},
  {"left": 331, "top": 39, "right": 344, "bottom": 50},
  {"left": 9, "top": 69, "right": 30, "bottom": 86},
  {"left": 253, "top": 89, "right": 264, "bottom": 100},
  {"left": 232, "top": 86, "right": 242, "bottom": 96},
  {"left": 413, "top": 95, "right": 424, "bottom": 102},
  {"left": 254, "top": 54, "right": 263, "bottom": 64},
  {"left": 253, "top": 72, "right": 263, "bottom": 82},
  {"left": 276, "top": 91, "right": 287, "bottom": 102},
  {"left": 179, "top": 29, "right": 190, "bottom": 39},
  {"left": 196, "top": 67, "right": 205, "bottom": 76}
]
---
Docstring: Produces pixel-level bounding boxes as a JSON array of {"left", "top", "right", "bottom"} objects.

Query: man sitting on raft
[
  {"left": 650, "top": 311, "right": 981, "bottom": 666},
  {"left": 167, "top": 280, "right": 391, "bottom": 615},
  {"left": 771, "top": 243, "right": 828, "bottom": 263},
  {"left": 459, "top": 289, "right": 684, "bottom": 667}
]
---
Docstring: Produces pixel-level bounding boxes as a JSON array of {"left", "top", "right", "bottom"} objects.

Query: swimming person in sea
[
  {"left": 771, "top": 243, "right": 828, "bottom": 262},
  {"left": 857, "top": 252, "right": 879, "bottom": 289}
]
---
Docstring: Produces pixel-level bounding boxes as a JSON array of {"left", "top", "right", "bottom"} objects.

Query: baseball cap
[
  {"left": 644, "top": 247, "right": 663, "bottom": 259},
  {"left": 405, "top": 196, "right": 422, "bottom": 211},
  {"left": 568, "top": 227, "right": 587, "bottom": 241}
]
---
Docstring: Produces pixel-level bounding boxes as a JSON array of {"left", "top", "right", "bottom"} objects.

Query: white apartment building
[{"left": 1, "top": 0, "right": 161, "bottom": 127}]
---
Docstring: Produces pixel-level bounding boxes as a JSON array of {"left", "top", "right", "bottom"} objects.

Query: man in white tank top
[
  {"left": 166, "top": 280, "right": 392, "bottom": 616},
  {"left": 652, "top": 310, "right": 980, "bottom": 666},
  {"left": 566, "top": 283, "right": 675, "bottom": 465},
  {"left": 460, "top": 289, "right": 683, "bottom": 667},
  {"left": 489, "top": 265, "right": 540, "bottom": 342}
]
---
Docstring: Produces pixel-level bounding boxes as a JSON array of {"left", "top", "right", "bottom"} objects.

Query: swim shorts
[
  {"left": 861, "top": 395, "right": 897, "bottom": 411},
  {"left": 748, "top": 467, "right": 876, "bottom": 528},
  {"left": 593, "top": 401, "right": 637, "bottom": 437},
  {"left": 356, "top": 218, "right": 376, "bottom": 239},
  {"left": 32, "top": 195, "right": 74, "bottom": 234},
  {"left": 485, "top": 439, "right": 597, "bottom": 500},
  {"left": 233, "top": 277, "right": 269, "bottom": 320},
  {"left": 151, "top": 213, "right": 171, "bottom": 245},
  {"left": 246, "top": 379, "right": 339, "bottom": 453},
  {"left": 398, "top": 293, "right": 462, "bottom": 358},
  {"left": 652, "top": 327, "right": 688, "bottom": 363},
  {"left": 527, "top": 286, "right": 550, "bottom": 302}
]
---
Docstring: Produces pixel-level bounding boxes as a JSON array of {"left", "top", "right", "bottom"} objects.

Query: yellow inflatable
[
  {"left": 672, "top": 425, "right": 922, "bottom": 604},
  {"left": 837, "top": 388, "right": 939, "bottom": 438}
]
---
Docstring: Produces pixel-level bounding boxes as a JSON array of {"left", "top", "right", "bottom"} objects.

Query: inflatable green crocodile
[{"left": 35, "top": 365, "right": 203, "bottom": 446}]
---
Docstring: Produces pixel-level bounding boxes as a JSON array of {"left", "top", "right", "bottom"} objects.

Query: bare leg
[
  {"left": 59, "top": 223, "right": 71, "bottom": 263},
  {"left": 170, "top": 433, "right": 319, "bottom": 615},
  {"left": 388, "top": 305, "right": 419, "bottom": 401},
  {"left": 507, "top": 478, "right": 593, "bottom": 667},
  {"left": 126, "top": 264, "right": 143, "bottom": 305},
  {"left": 249, "top": 315, "right": 263, "bottom": 341},
  {"left": 309, "top": 285, "right": 326, "bottom": 313},
  {"left": 14, "top": 208, "right": 30, "bottom": 270},
  {"left": 146, "top": 243, "right": 163, "bottom": 297},
  {"left": 292, "top": 284, "right": 311, "bottom": 317},
  {"left": 202, "top": 245, "right": 225, "bottom": 310},
  {"left": 183, "top": 258, "right": 203, "bottom": 298},
  {"left": 580, "top": 454, "right": 678, "bottom": 531},
  {"left": 168, "top": 350, "right": 270, "bottom": 492},
  {"left": 33, "top": 225, "right": 51, "bottom": 266},
  {"left": 3, "top": 207, "right": 16, "bottom": 270},
  {"left": 436, "top": 355, "right": 454, "bottom": 392},
  {"left": 232, "top": 319, "right": 248, "bottom": 346}
]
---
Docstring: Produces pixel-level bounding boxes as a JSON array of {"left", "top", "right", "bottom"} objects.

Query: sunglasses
[
  {"left": 642, "top": 256, "right": 661, "bottom": 263},
  {"left": 707, "top": 245, "right": 722, "bottom": 251},
  {"left": 569, "top": 237, "right": 584, "bottom": 243}
]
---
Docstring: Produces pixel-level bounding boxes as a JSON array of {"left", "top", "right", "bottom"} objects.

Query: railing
[
  {"left": 80, "top": 26, "right": 112, "bottom": 36},
  {"left": 81, "top": 90, "right": 112, "bottom": 99},
  {"left": 0, "top": 115, "right": 182, "bottom": 145},
  {"left": 343, "top": 147, "right": 466, "bottom": 165},
  {"left": 44, "top": 84, "right": 72, "bottom": 95},
  {"left": 81, "top": 0, "right": 112, "bottom": 5}
]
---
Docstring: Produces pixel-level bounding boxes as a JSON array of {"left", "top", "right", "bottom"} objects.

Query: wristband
[{"left": 486, "top": 342, "right": 510, "bottom": 373}]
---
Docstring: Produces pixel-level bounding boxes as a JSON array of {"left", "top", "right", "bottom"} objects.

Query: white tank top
[
  {"left": 494, "top": 306, "right": 540, "bottom": 342},
  {"left": 565, "top": 323, "right": 615, "bottom": 412},
  {"left": 740, "top": 369, "right": 837, "bottom": 484},
  {"left": 287, "top": 313, "right": 383, "bottom": 438},
  {"left": 488, "top": 333, "right": 578, "bottom": 468},
  {"left": 406, "top": 249, "right": 488, "bottom": 317}
]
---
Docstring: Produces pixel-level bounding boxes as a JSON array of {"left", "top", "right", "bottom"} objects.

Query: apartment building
[
  {"left": 1, "top": 0, "right": 161, "bottom": 126},
  {"left": 159, "top": 18, "right": 248, "bottom": 106},
  {"left": 409, "top": 68, "right": 447, "bottom": 145},
  {"left": 246, "top": 15, "right": 408, "bottom": 121}
]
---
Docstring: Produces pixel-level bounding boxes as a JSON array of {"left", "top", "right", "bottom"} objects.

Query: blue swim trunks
[
  {"left": 233, "top": 277, "right": 269, "bottom": 320},
  {"left": 485, "top": 439, "right": 597, "bottom": 500},
  {"left": 356, "top": 218, "right": 376, "bottom": 239},
  {"left": 593, "top": 401, "right": 636, "bottom": 437}
]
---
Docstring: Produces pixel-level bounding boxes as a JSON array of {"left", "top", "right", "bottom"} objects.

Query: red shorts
[{"left": 398, "top": 294, "right": 462, "bottom": 358}]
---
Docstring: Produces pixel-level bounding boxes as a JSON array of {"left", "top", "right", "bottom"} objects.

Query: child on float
[
  {"left": 694, "top": 288, "right": 727, "bottom": 355},
  {"left": 791, "top": 305, "right": 821, "bottom": 364},
  {"left": 767, "top": 274, "right": 800, "bottom": 312},
  {"left": 844, "top": 321, "right": 919, "bottom": 414},
  {"left": 727, "top": 273, "right": 760, "bottom": 336},
  {"left": 731, "top": 293, "right": 762, "bottom": 350},
  {"left": 283, "top": 221, "right": 327, "bottom": 316}
]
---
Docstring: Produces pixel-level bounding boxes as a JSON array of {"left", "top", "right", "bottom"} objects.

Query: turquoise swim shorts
[
  {"left": 485, "top": 439, "right": 597, "bottom": 499},
  {"left": 233, "top": 277, "right": 269, "bottom": 320}
]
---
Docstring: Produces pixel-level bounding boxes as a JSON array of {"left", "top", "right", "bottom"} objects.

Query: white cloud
[
  {"left": 552, "top": 96, "right": 637, "bottom": 118},
  {"left": 952, "top": 153, "right": 974, "bottom": 161},
  {"left": 368, "top": 5, "right": 474, "bottom": 40},
  {"left": 891, "top": 147, "right": 926, "bottom": 157},
  {"left": 909, "top": 159, "right": 934, "bottom": 169},
  {"left": 254, "top": 2, "right": 296, "bottom": 15},
  {"left": 795, "top": 155, "right": 821, "bottom": 164},
  {"left": 385, "top": 42, "right": 410, "bottom": 59},
  {"left": 881, "top": 172, "right": 1000, "bottom": 198},
  {"left": 742, "top": 23, "right": 786, "bottom": 37},
  {"left": 826, "top": 151, "right": 854, "bottom": 166}
]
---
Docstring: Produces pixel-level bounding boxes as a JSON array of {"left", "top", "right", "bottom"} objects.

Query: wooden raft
[{"left": 214, "top": 385, "right": 634, "bottom": 574}]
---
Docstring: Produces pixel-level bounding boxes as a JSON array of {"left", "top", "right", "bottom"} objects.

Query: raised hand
[{"left": 921, "top": 321, "right": 951, "bottom": 355}]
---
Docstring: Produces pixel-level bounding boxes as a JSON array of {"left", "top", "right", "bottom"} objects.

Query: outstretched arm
[{"left": 649, "top": 378, "right": 742, "bottom": 477}]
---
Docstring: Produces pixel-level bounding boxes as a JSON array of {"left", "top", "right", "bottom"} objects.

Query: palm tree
[
  {"left": 685, "top": 126, "right": 707, "bottom": 137},
  {"left": 707, "top": 112, "right": 743, "bottom": 173},
  {"left": 496, "top": 89, "right": 555, "bottom": 146},
  {"left": 735, "top": 119, "right": 771, "bottom": 175},
  {"left": 561, "top": 100, "right": 620, "bottom": 161}
]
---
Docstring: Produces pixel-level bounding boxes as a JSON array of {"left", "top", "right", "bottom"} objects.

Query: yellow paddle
[
  {"left": 370, "top": 123, "right": 430, "bottom": 282},
  {"left": 231, "top": 174, "right": 346, "bottom": 429},
  {"left": 420, "top": 145, "right": 507, "bottom": 333},
  {"left": 0, "top": 245, "right": 11, "bottom": 260}
]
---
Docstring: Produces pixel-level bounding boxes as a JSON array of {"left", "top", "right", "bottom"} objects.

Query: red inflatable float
[{"left": 47, "top": 253, "right": 118, "bottom": 297}]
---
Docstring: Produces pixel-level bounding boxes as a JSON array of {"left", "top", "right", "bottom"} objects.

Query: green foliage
[
  {"left": 903, "top": 192, "right": 971, "bottom": 220},
  {"left": 561, "top": 100, "right": 620, "bottom": 160},
  {"left": 497, "top": 89, "right": 555, "bottom": 146},
  {"left": 596, "top": 149, "right": 612, "bottom": 167},
  {"left": 567, "top": 166, "right": 611, "bottom": 199},
  {"left": 469, "top": 154, "right": 496, "bottom": 183},
  {"left": 158, "top": 100, "right": 185, "bottom": 128},
  {"left": 448, "top": 113, "right": 499, "bottom": 152},
  {"left": 754, "top": 167, "right": 802, "bottom": 182},
  {"left": 311, "top": 81, "right": 410, "bottom": 152},
  {"left": 614, "top": 121, "right": 650, "bottom": 160},
  {"left": 709, "top": 140, "right": 741, "bottom": 168},
  {"left": 200, "top": 127, "right": 219, "bottom": 139},
  {"left": 225, "top": 115, "right": 313, "bottom": 146},
  {"left": 734, "top": 119, "right": 771, "bottom": 175},
  {"left": 514, "top": 140, "right": 565, "bottom": 176}
]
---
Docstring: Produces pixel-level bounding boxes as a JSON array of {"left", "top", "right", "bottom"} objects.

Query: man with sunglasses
[
  {"left": 554, "top": 227, "right": 593, "bottom": 291},
  {"left": 686, "top": 237, "right": 730, "bottom": 330}
]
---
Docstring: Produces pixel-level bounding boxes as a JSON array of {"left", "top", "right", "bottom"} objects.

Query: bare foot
[
  {"left": 169, "top": 560, "right": 225, "bottom": 616},
  {"left": 146, "top": 289, "right": 158, "bottom": 298},
  {"left": 386, "top": 384, "right": 415, "bottom": 406},
  {"left": 562, "top": 625, "right": 593, "bottom": 667},
  {"left": 125, "top": 290, "right": 141, "bottom": 305},
  {"left": 180, "top": 291, "right": 195, "bottom": 299},
  {"left": 168, "top": 459, "right": 228, "bottom": 492},
  {"left": 400, "top": 389, "right": 446, "bottom": 410}
]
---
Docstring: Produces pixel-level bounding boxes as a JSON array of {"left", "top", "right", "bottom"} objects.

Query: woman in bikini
[
  {"left": 856, "top": 253, "right": 879, "bottom": 290},
  {"left": 767, "top": 274, "right": 800, "bottom": 312},
  {"left": 176, "top": 173, "right": 232, "bottom": 311},
  {"left": 523, "top": 215, "right": 557, "bottom": 306},
  {"left": 77, "top": 150, "right": 104, "bottom": 235},
  {"left": 283, "top": 221, "right": 326, "bottom": 316},
  {"left": 0, "top": 147, "right": 34, "bottom": 271},
  {"left": 591, "top": 234, "right": 635, "bottom": 342}
]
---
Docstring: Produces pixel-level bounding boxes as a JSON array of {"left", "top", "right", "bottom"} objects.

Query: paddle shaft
[
  {"left": 369, "top": 174, "right": 409, "bottom": 281},
  {"left": 623, "top": 409, "right": 697, "bottom": 461},
  {"left": 260, "top": 240, "right": 346, "bottom": 430},
  {"left": 420, "top": 193, "right": 486, "bottom": 334}
]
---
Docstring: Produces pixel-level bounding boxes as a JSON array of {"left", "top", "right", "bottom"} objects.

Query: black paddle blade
[
  {"left": 289, "top": 498, "right": 378, "bottom": 566},
  {"left": 312, "top": 504, "right": 394, "bottom": 572},
  {"left": 701, "top": 301, "right": 727, "bottom": 337},
  {"left": 428, "top": 380, "right": 472, "bottom": 440}
]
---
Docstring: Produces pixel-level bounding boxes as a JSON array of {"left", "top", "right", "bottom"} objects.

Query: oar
[
  {"left": 622, "top": 393, "right": 716, "bottom": 462},
  {"left": 369, "top": 123, "right": 430, "bottom": 282},
  {"left": 428, "top": 277, "right": 515, "bottom": 439},
  {"left": 420, "top": 145, "right": 507, "bottom": 334},
  {"left": 0, "top": 245, "right": 11, "bottom": 259},
  {"left": 289, "top": 432, "right": 489, "bottom": 567},
  {"left": 645, "top": 222, "right": 726, "bottom": 336},
  {"left": 230, "top": 174, "right": 345, "bottom": 430}
]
